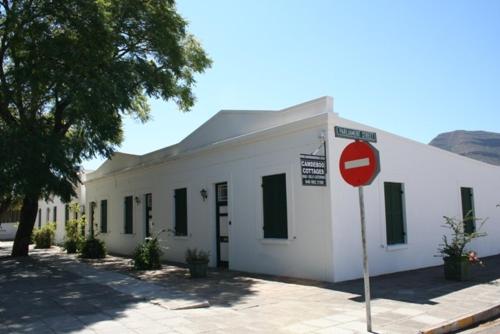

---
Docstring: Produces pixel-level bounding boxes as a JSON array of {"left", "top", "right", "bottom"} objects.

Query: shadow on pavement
[
  {"left": 84, "top": 248, "right": 500, "bottom": 307},
  {"left": 0, "top": 246, "right": 258, "bottom": 333},
  {"left": 0, "top": 255, "right": 145, "bottom": 333},
  {"left": 334, "top": 254, "right": 500, "bottom": 305},
  {"left": 240, "top": 254, "right": 500, "bottom": 306}
]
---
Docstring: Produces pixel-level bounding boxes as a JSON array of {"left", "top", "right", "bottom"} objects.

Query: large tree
[{"left": 0, "top": 0, "right": 211, "bottom": 256}]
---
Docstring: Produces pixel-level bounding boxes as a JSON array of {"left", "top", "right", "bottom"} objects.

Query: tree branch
[
  {"left": 0, "top": 13, "right": 15, "bottom": 125},
  {"left": 53, "top": 97, "right": 69, "bottom": 134}
]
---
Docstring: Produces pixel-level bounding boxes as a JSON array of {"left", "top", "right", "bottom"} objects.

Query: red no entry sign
[{"left": 339, "top": 141, "right": 380, "bottom": 187}]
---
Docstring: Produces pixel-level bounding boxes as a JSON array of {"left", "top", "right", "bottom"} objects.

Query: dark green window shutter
[
  {"left": 384, "top": 182, "right": 406, "bottom": 245},
  {"left": 262, "top": 173, "right": 288, "bottom": 239},
  {"left": 38, "top": 209, "right": 41, "bottom": 228},
  {"left": 461, "top": 187, "right": 475, "bottom": 234},
  {"left": 101, "top": 200, "right": 108, "bottom": 233},
  {"left": 124, "top": 196, "right": 133, "bottom": 234},
  {"left": 174, "top": 188, "right": 188, "bottom": 236},
  {"left": 53, "top": 206, "right": 57, "bottom": 222},
  {"left": 64, "top": 205, "right": 69, "bottom": 225}
]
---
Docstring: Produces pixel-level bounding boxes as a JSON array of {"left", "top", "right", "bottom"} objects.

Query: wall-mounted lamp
[
  {"left": 200, "top": 188, "right": 208, "bottom": 201},
  {"left": 135, "top": 196, "right": 141, "bottom": 204}
]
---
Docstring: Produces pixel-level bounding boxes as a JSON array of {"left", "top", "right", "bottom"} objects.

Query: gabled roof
[
  {"left": 90, "top": 152, "right": 140, "bottom": 178},
  {"left": 88, "top": 96, "right": 335, "bottom": 179}
]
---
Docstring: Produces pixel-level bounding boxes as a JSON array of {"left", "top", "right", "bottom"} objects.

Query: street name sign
[{"left": 334, "top": 126, "right": 377, "bottom": 143}]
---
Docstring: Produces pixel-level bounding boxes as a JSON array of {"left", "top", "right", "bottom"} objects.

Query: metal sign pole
[{"left": 358, "top": 186, "right": 372, "bottom": 332}]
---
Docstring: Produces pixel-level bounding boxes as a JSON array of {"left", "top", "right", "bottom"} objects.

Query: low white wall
[{"left": 0, "top": 222, "right": 17, "bottom": 240}]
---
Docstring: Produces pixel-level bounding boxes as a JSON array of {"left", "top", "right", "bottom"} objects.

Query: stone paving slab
[
  {"left": 1, "top": 241, "right": 500, "bottom": 333},
  {"left": 33, "top": 251, "right": 209, "bottom": 311}
]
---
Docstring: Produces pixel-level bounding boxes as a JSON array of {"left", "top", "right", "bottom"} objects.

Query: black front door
[
  {"left": 145, "top": 193, "right": 152, "bottom": 237},
  {"left": 215, "top": 182, "right": 229, "bottom": 267}
]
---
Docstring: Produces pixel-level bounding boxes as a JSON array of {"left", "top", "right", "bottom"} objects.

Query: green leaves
[
  {"left": 437, "top": 215, "right": 487, "bottom": 259},
  {"left": 0, "top": 0, "right": 211, "bottom": 203}
]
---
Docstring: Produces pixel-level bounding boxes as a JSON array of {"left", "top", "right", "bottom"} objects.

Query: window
[
  {"left": 145, "top": 193, "right": 152, "bottom": 238},
  {"left": 46, "top": 208, "right": 50, "bottom": 224},
  {"left": 262, "top": 173, "right": 288, "bottom": 239},
  {"left": 124, "top": 196, "right": 133, "bottom": 234},
  {"left": 64, "top": 204, "right": 69, "bottom": 225},
  {"left": 384, "top": 182, "right": 406, "bottom": 245},
  {"left": 89, "top": 202, "right": 96, "bottom": 236},
  {"left": 174, "top": 188, "right": 187, "bottom": 236},
  {"left": 217, "top": 184, "right": 228, "bottom": 202},
  {"left": 38, "top": 209, "right": 41, "bottom": 228},
  {"left": 53, "top": 206, "right": 57, "bottom": 222},
  {"left": 461, "top": 187, "right": 475, "bottom": 233},
  {"left": 101, "top": 200, "right": 108, "bottom": 233}
]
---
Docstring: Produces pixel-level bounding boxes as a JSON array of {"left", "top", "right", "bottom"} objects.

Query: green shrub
[
  {"left": 437, "top": 215, "right": 487, "bottom": 260},
  {"left": 64, "top": 239, "right": 78, "bottom": 253},
  {"left": 33, "top": 223, "right": 56, "bottom": 248},
  {"left": 64, "top": 217, "right": 84, "bottom": 254},
  {"left": 80, "top": 237, "right": 106, "bottom": 259},
  {"left": 133, "top": 237, "right": 163, "bottom": 270}
]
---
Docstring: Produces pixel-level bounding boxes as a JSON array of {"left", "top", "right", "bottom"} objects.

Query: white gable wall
[{"left": 86, "top": 113, "right": 336, "bottom": 281}]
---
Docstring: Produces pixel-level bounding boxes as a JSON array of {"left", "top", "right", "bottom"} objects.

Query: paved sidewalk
[{"left": 1, "top": 242, "right": 499, "bottom": 334}]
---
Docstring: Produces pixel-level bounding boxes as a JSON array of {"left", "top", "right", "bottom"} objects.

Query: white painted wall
[
  {"left": 86, "top": 113, "right": 335, "bottom": 282},
  {"left": 37, "top": 196, "right": 67, "bottom": 244},
  {"left": 0, "top": 222, "right": 17, "bottom": 240},
  {"left": 329, "top": 116, "right": 500, "bottom": 282},
  {"left": 36, "top": 96, "right": 500, "bottom": 283},
  {"left": 37, "top": 179, "right": 87, "bottom": 244}
]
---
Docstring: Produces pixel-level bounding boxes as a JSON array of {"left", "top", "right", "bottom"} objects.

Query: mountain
[{"left": 429, "top": 130, "right": 500, "bottom": 166}]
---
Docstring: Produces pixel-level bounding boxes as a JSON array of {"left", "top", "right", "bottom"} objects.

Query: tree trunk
[{"left": 11, "top": 194, "right": 39, "bottom": 257}]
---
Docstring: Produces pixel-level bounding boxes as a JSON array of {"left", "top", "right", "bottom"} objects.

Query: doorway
[{"left": 215, "top": 182, "right": 229, "bottom": 267}]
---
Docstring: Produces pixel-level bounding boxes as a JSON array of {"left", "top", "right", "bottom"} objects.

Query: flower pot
[
  {"left": 443, "top": 256, "right": 470, "bottom": 281},
  {"left": 188, "top": 261, "right": 208, "bottom": 278}
]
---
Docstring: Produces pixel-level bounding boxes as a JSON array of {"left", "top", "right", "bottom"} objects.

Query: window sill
[
  {"left": 173, "top": 235, "right": 189, "bottom": 240},
  {"left": 260, "top": 238, "right": 291, "bottom": 245},
  {"left": 386, "top": 243, "right": 408, "bottom": 251}
]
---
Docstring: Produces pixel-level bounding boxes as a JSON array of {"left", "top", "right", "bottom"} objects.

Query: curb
[
  {"left": 151, "top": 299, "right": 210, "bottom": 311},
  {"left": 419, "top": 303, "right": 500, "bottom": 334}
]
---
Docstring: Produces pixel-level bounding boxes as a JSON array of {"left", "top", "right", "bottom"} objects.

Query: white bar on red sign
[{"left": 345, "top": 158, "right": 370, "bottom": 170}]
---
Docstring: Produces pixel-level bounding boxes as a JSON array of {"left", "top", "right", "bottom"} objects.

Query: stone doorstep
[{"left": 418, "top": 303, "right": 500, "bottom": 334}]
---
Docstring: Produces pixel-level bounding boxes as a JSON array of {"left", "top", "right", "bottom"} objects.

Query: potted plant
[
  {"left": 185, "top": 248, "right": 210, "bottom": 278},
  {"left": 437, "top": 215, "right": 486, "bottom": 281}
]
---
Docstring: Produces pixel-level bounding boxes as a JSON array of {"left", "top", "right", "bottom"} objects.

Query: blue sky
[{"left": 84, "top": 0, "right": 500, "bottom": 170}]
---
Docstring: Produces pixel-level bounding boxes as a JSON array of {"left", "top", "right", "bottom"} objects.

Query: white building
[
  {"left": 36, "top": 174, "right": 87, "bottom": 244},
  {"left": 42, "top": 97, "right": 500, "bottom": 282}
]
